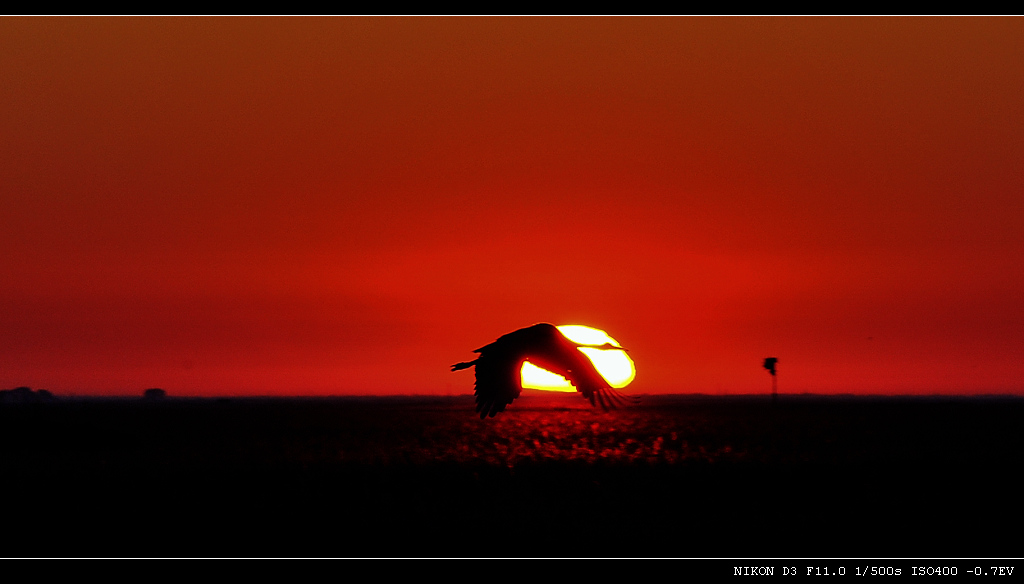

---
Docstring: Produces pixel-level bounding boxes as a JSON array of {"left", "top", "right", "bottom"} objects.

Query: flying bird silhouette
[{"left": 451, "top": 323, "right": 634, "bottom": 418}]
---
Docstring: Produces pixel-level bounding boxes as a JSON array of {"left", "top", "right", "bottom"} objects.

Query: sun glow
[{"left": 521, "top": 325, "right": 636, "bottom": 392}]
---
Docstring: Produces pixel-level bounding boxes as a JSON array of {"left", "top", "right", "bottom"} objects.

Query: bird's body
[{"left": 452, "top": 323, "right": 632, "bottom": 418}]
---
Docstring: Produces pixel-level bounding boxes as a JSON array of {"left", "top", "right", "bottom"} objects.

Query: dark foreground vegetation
[{"left": 1, "top": 393, "right": 1020, "bottom": 557}]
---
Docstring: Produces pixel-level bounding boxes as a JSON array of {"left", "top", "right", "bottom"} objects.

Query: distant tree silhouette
[
  {"left": 0, "top": 387, "right": 55, "bottom": 403},
  {"left": 763, "top": 358, "right": 778, "bottom": 404},
  {"left": 143, "top": 388, "right": 167, "bottom": 400}
]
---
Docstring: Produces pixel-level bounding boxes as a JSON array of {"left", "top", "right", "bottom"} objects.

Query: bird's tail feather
[{"left": 451, "top": 360, "right": 477, "bottom": 372}]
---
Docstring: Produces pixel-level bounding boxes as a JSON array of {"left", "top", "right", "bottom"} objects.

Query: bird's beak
[{"left": 580, "top": 342, "right": 628, "bottom": 352}]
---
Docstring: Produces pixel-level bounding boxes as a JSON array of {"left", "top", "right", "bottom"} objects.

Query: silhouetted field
[{"left": 1, "top": 393, "right": 1020, "bottom": 557}]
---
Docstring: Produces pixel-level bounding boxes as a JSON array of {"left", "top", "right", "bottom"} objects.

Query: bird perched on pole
[{"left": 452, "top": 323, "right": 634, "bottom": 418}]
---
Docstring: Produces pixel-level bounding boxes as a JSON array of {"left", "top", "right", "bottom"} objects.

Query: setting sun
[{"left": 521, "top": 325, "right": 635, "bottom": 391}]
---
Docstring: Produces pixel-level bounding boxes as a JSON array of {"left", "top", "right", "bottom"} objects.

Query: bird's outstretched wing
[
  {"left": 587, "top": 386, "right": 641, "bottom": 410},
  {"left": 470, "top": 346, "right": 522, "bottom": 418}
]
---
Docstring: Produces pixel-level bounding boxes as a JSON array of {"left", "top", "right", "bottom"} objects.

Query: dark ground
[{"left": 1, "top": 393, "right": 1020, "bottom": 558}]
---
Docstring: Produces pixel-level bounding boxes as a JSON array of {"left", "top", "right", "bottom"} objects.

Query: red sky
[{"left": 2, "top": 17, "right": 1022, "bottom": 396}]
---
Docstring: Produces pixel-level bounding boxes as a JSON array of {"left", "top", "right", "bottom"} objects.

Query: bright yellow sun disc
[{"left": 521, "top": 325, "right": 636, "bottom": 391}]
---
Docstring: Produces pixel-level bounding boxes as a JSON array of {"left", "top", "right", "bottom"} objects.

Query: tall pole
[{"left": 763, "top": 357, "right": 778, "bottom": 405}]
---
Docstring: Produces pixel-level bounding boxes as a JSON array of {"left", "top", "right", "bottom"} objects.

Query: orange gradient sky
[{"left": 2, "top": 17, "right": 1022, "bottom": 396}]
